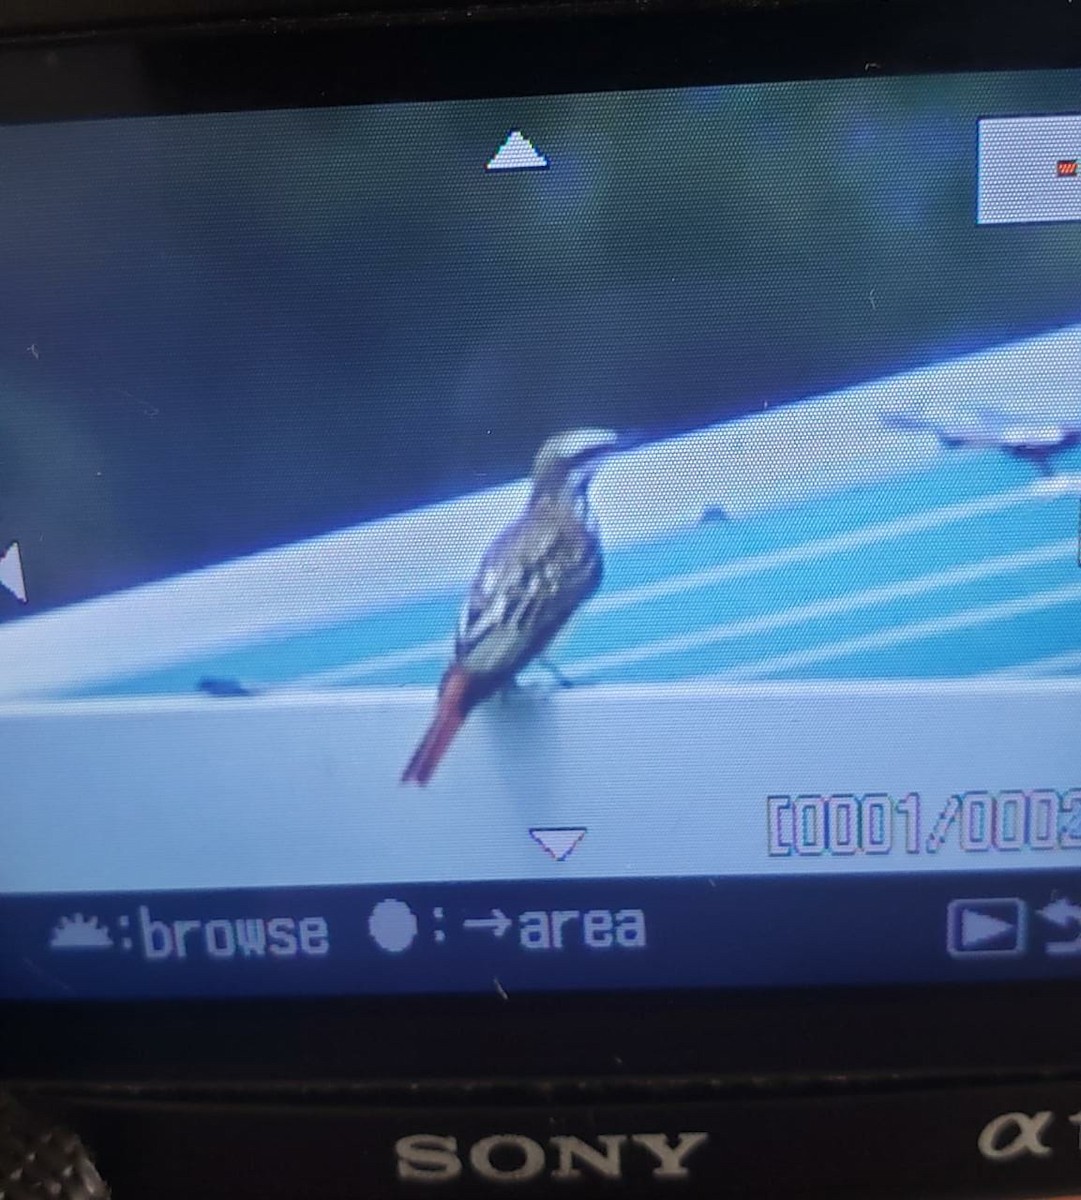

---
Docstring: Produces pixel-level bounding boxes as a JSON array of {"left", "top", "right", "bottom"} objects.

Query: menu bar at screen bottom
[{"left": 3, "top": 869, "right": 1081, "bottom": 1000}]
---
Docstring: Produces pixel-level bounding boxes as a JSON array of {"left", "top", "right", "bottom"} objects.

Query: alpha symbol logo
[{"left": 977, "top": 1112, "right": 1053, "bottom": 1162}]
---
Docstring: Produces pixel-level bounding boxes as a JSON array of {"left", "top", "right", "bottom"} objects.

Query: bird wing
[{"left": 456, "top": 504, "right": 602, "bottom": 679}]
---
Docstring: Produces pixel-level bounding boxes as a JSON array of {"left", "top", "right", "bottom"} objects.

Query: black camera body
[{"left": 2, "top": 1, "right": 1081, "bottom": 1196}]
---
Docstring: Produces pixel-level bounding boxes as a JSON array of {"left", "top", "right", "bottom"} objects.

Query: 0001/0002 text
[{"left": 766, "top": 788, "right": 1081, "bottom": 858}]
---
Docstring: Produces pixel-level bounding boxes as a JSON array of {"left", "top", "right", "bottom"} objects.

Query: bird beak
[
  {"left": 607, "top": 429, "right": 644, "bottom": 457},
  {"left": 584, "top": 432, "right": 624, "bottom": 469}
]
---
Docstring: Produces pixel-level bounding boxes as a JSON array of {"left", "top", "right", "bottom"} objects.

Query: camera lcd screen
[{"left": 2, "top": 67, "right": 1081, "bottom": 999}]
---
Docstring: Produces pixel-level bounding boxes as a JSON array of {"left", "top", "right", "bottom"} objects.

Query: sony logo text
[{"left": 395, "top": 1131, "right": 709, "bottom": 1185}]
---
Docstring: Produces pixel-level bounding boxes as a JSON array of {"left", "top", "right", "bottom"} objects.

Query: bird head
[{"left": 531, "top": 428, "right": 621, "bottom": 499}]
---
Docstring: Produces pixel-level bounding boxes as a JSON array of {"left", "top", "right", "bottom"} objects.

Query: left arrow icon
[
  {"left": 0, "top": 541, "right": 27, "bottom": 604},
  {"left": 1039, "top": 896, "right": 1081, "bottom": 929}
]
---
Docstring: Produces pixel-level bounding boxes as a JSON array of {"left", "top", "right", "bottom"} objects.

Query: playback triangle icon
[
  {"left": 960, "top": 908, "right": 1014, "bottom": 949},
  {"left": 0, "top": 541, "right": 26, "bottom": 604},
  {"left": 529, "top": 827, "right": 587, "bottom": 862},
  {"left": 947, "top": 897, "right": 1025, "bottom": 958}
]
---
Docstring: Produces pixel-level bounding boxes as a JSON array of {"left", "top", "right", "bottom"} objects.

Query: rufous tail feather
[{"left": 401, "top": 667, "right": 471, "bottom": 785}]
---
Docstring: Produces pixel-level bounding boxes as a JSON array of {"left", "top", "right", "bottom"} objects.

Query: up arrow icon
[{"left": 486, "top": 131, "right": 549, "bottom": 172}]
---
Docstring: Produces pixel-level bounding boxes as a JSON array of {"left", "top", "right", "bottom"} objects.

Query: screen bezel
[
  {"left": 2, "top": 0, "right": 1081, "bottom": 1086},
  {"left": 5, "top": 981, "right": 1081, "bottom": 1085}
]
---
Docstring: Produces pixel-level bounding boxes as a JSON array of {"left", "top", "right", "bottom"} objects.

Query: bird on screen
[
  {"left": 881, "top": 404, "right": 1081, "bottom": 476},
  {"left": 401, "top": 428, "right": 621, "bottom": 786}
]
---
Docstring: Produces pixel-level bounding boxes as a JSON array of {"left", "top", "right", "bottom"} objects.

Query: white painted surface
[{"left": 0, "top": 680, "right": 1077, "bottom": 894}]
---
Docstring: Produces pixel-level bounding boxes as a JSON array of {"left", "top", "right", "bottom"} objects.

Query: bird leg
[
  {"left": 1033, "top": 454, "right": 1056, "bottom": 479},
  {"left": 538, "top": 657, "right": 576, "bottom": 688}
]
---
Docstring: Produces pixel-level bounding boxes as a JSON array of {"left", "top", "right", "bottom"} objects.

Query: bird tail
[{"left": 401, "top": 665, "right": 472, "bottom": 786}]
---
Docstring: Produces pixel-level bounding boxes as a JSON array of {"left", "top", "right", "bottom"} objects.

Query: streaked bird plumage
[{"left": 401, "top": 428, "right": 619, "bottom": 785}]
